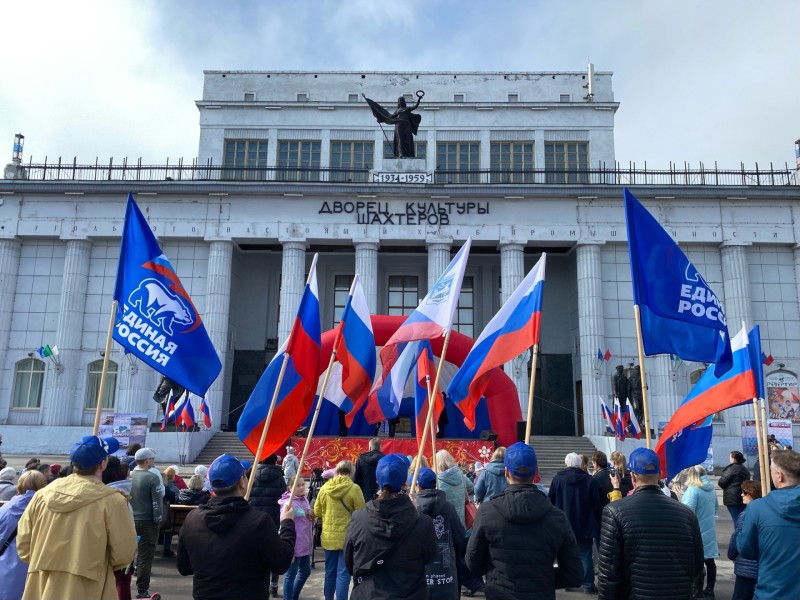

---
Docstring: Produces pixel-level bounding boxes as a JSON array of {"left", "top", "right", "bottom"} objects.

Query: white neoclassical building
[{"left": 1, "top": 69, "right": 798, "bottom": 461}]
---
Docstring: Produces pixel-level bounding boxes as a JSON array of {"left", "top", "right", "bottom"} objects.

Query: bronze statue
[
  {"left": 628, "top": 365, "right": 645, "bottom": 425},
  {"left": 611, "top": 365, "right": 628, "bottom": 403},
  {"left": 363, "top": 91, "right": 424, "bottom": 158}
]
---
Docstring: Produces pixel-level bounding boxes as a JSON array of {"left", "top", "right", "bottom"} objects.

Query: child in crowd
[{"left": 277, "top": 476, "right": 314, "bottom": 600}]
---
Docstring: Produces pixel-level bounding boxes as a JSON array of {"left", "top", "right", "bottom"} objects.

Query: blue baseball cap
[
  {"left": 627, "top": 447, "right": 661, "bottom": 475},
  {"left": 504, "top": 442, "right": 538, "bottom": 478},
  {"left": 70, "top": 435, "right": 120, "bottom": 469},
  {"left": 416, "top": 467, "right": 437, "bottom": 489},
  {"left": 377, "top": 454, "right": 410, "bottom": 492},
  {"left": 208, "top": 453, "right": 245, "bottom": 489}
]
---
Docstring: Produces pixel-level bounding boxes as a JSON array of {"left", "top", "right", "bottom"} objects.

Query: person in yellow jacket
[
  {"left": 314, "top": 459, "right": 365, "bottom": 600},
  {"left": 17, "top": 435, "right": 137, "bottom": 600}
]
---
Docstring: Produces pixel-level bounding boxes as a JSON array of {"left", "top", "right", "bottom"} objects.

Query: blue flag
[
  {"left": 113, "top": 194, "right": 222, "bottom": 396},
  {"left": 624, "top": 188, "right": 733, "bottom": 377},
  {"left": 748, "top": 325, "right": 765, "bottom": 399}
]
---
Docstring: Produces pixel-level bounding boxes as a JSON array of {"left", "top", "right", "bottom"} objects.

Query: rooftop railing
[{"left": 7, "top": 158, "right": 798, "bottom": 187}]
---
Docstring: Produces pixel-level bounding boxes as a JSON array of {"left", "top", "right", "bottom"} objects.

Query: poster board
[
  {"left": 765, "top": 370, "right": 800, "bottom": 423},
  {"left": 740, "top": 418, "right": 794, "bottom": 455},
  {"left": 98, "top": 412, "right": 149, "bottom": 455}
]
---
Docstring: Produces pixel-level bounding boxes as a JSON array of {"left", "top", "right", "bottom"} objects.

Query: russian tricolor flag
[
  {"left": 365, "top": 340, "right": 420, "bottom": 424},
  {"left": 171, "top": 394, "right": 196, "bottom": 429},
  {"left": 238, "top": 255, "right": 321, "bottom": 461},
  {"left": 626, "top": 399, "right": 642, "bottom": 439},
  {"left": 447, "top": 254, "right": 546, "bottom": 429},
  {"left": 614, "top": 397, "right": 627, "bottom": 441},
  {"left": 414, "top": 340, "right": 444, "bottom": 449},
  {"left": 378, "top": 238, "right": 471, "bottom": 380},
  {"left": 599, "top": 397, "right": 616, "bottom": 434},
  {"left": 199, "top": 396, "right": 212, "bottom": 428},
  {"left": 161, "top": 393, "right": 177, "bottom": 431},
  {"left": 655, "top": 325, "right": 757, "bottom": 479}
]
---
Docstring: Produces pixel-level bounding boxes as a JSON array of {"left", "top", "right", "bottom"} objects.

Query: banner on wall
[
  {"left": 740, "top": 418, "right": 794, "bottom": 455},
  {"left": 98, "top": 412, "right": 149, "bottom": 454},
  {"left": 765, "top": 370, "right": 800, "bottom": 423}
]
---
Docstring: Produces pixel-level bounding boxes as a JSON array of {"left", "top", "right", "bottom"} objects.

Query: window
[
  {"left": 491, "top": 142, "right": 534, "bottom": 183},
  {"left": 12, "top": 358, "right": 45, "bottom": 409},
  {"left": 330, "top": 141, "right": 373, "bottom": 182},
  {"left": 436, "top": 142, "right": 480, "bottom": 183},
  {"left": 333, "top": 275, "right": 352, "bottom": 327},
  {"left": 244, "top": 92, "right": 256, "bottom": 102},
  {"left": 85, "top": 360, "right": 118, "bottom": 410},
  {"left": 348, "top": 94, "right": 359, "bottom": 103},
  {"left": 403, "top": 94, "right": 414, "bottom": 103},
  {"left": 559, "top": 93, "right": 571, "bottom": 103},
  {"left": 223, "top": 140, "right": 269, "bottom": 181},
  {"left": 454, "top": 94, "right": 465, "bottom": 103},
  {"left": 388, "top": 276, "right": 419, "bottom": 316},
  {"left": 454, "top": 276, "right": 474, "bottom": 338},
  {"left": 278, "top": 140, "right": 321, "bottom": 181},
  {"left": 383, "top": 141, "right": 427, "bottom": 160},
  {"left": 545, "top": 141, "right": 588, "bottom": 183},
  {"left": 297, "top": 92, "right": 309, "bottom": 102},
  {"left": 508, "top": 93, "right": 520, "bottom": 103}
]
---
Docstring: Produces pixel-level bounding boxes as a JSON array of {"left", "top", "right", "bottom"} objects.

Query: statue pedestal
[{"left": 371, "top": 158, "right": 431, "bottom": 184}]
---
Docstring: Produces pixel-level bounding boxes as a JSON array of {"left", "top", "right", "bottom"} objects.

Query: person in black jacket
[
  {"left": 598, "top": 447, "right": 704, "bottom": 600},
  {"left": 353, "top": 437, "right": 384, "bottom": 501},
  {"left": 177, "top": 454, "right": 296, "bottom": 600},
  {"left": 413, "top": 467, "right": 466, "bottom": 600},
  {"left": 249, "top": 453, "right": 287, "bottom": 596},
  {"left": 549, "top": 452, "right": 602, "bottom": 593},
  {"left": 345, "top": 454, "right": 437, "bottom": 600},
  {"left": 592, "top": 451, "right": 614, "bottom": 506},
  {"left": 466, "top": 442, "right": 582, "bottom": 600},
  {"left": 718, "top": 450, "right": 750, "bottom": 524}
]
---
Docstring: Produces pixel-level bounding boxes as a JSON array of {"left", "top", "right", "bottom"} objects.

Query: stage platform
[{"left": 288, "top": 436, "right": 495, "bottom": 473}]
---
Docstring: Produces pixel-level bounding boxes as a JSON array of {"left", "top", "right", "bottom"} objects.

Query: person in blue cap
[
  {"left": 597, "top": 447, "right": 704, "bottom": 600},
  {"left": 17, "top": 435, "right": 137, "bottom": 600},
  {"left": 466, "top": 442, "right": 582, "bottom": 599},
  {"left": 177, "top": 453, "right": 296, "bottom": 600},
  {"left": 345, "top": 454, "right": 437, "bottom": 600}
]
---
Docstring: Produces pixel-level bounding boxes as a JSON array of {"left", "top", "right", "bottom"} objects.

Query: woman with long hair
[
  {"left": 680, "top": 465, "right": 719, "bottom": 598},
  {"left": 610, "top": 452, "right": 633, "bottom": 497},
  {"left": 728, "top": 480, "right": 761, "bottom": 600}
]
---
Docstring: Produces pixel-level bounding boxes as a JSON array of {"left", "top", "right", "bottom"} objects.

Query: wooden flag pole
[
  {"left": 93, "top": 300, "right": 118, "bottom": 435},
  {"left": 289, "top": 348, "right": 339, "bottom": 500},
  {"left": 752, "top": 398, "right": 767, "bottom": 494},
  {"left": 524, "top": 344, "right": 539, "bottom": 444},
  {"left": 759, "top": 398, "right": 771, "bottom": 492},
  {"left": 633, "top": 305, "right": 653, "bottom": 448},
  {"left": 425, "top": 374, "right": 437, "bottom": 465},
  {"left": 411, "top": 330, "right": 453, "bottom": 494},
  {"left": 245, "top": 353, "right": 290, "bottom": 500}
]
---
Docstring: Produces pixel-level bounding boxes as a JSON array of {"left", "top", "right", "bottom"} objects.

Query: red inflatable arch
[{"left": 318, "top": 315, "right": 522, "bottom": 447}]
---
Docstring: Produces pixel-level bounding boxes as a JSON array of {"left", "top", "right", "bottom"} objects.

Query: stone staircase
[
  {"left": 528, "top": 435, "right": 599, "bottom": 474},
  {"left": 194, "top": 432, "right": 255, "bottom": 467}
]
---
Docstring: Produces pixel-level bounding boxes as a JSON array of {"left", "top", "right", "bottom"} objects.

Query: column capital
[
  {"left": 498, "top": 241, "right": 525, "bottom": 252},
  {"left": 353, "top": 238, "right": 380, "bottom": 247},
  {"left": 279, "top": 238, "right": 308, "bottom": 249},
  {"left": 719, "top": 240, "right": 752, "bottom": 248},
  {"left": 425, "top": 235, "right": 452, "bottom": 246},
  {"left": 576, "top": 239, "right": 605, "bottom": 247}
]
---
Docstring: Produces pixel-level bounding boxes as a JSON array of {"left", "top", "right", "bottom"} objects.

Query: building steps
[
  {"left": 193, "top": 432, "right": 255, "bottom": 467},
  {"left": 528, "top": 435, "right": 599, "bottom": 474}
]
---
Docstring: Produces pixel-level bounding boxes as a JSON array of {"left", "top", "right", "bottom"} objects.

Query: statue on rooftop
[{"left": 363, "top": 90, "right": 424, "bottom": 158}]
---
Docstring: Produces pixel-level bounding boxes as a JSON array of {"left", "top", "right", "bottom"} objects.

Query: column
[
  {"left": 0, "top": 239, "right": 21, "bottom": 422},
  {"left": 576, "top": 242, "right": 606, "bottom": 436},
  {"left": 648, "top": 354, "right": 680, "bottom": 429},
  {"left": 203, "top": 241, "right": 234, "bottom": 429},
  {"left": 427, "top": 240, "right": 451, "bottom": 290},
  {"left": 354, "top": 241, "right": 379, "bottom": 313},
  {"left": 500, "top": 243, "right": 529, "bottom": 413},
  {"left": 278, "top": 241, "right": 306, "bottom": 345},
  {"left": 43, "top": 239, "right": 91, "bottom": 426}
]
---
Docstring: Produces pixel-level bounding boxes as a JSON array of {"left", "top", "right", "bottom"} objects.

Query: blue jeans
[
  {"left": 324, "top": 549, "right": 350, "bottom": 600},
  {"left": 578, "top": 538, "right": 596, "bottom": 591},
  {"left": 283, "top": 555, "right": 311, "bottom": 600},
  {"left": 727, "top": 504, "right": 744, "bottom": 524}
]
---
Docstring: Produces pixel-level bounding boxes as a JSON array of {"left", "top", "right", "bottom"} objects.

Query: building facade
[{"left": 1, "top": 70, "right": 798, "bottom": 460}]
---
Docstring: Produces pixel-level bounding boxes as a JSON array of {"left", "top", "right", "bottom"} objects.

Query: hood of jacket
[
  {"left": 483, "top": 460, "right": 505, "bottom": 476},
  {"left": 198, "top": 496, "right": 252, "bottom": 533},
  {"left": 438, "top": 465, "right": 465, "bottom": 487},
  {"left": 763, "top": 484, "right": 800, "bottom": 524},
  {"left": 107, "top": 478, "right": 132, "bottom": 496},
  {"left": 415, "top": 488, "right": 448, "bottom": 516},
  {"left": 493, "top": 483, "right": 554, "bottom": 525},
  {"left": 362, "top": 495, "right": 419, "bottom": 543},
  {"left": 323, "top": 475, "right": 357, "bottom": 500},
  {"left": 255, "top": 463, "right": 284, "bottom": 485},
  {"left": 699, "top": 475, "right": 715, "bottom": 492},
  {"left": 3, "top": 488, "right": 35, "bottom": 520},
  {"left": 41, "top": 473, "right": 121, "bottom": 514}
]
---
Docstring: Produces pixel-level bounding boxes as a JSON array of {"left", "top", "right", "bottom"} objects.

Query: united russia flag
[
  {"left": 655, "top": 325, "right": 757, "bottom": 479},
  {"left": 447, "top": 254, "right": 546, "bottom": 429},
  {"left": 237, "top": 256, "right": 321, "bottom": 461}
]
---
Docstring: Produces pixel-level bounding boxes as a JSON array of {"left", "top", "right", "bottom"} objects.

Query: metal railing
[{"left": 9, "top": 158, "right": 798, "bottom": 186}]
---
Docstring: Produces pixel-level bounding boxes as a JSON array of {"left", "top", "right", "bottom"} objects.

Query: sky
[{"left": 1, "top": 1, "right": 798, "bottom": 169}]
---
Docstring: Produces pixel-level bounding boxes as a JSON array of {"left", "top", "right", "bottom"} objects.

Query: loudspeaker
[
  {"left": 516, "top": 421, "right": 527, "bottom": 443},
  {"left": 480, "top": 430, "right": 498, "bottom": 442}
]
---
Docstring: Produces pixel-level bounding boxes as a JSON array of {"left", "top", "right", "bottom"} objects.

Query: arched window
[
  {"left": 85, "top": 360, "right": 118, "bottom": 410},
  {"left": 12, "top": 358, "right": 46, "bottom": 408}
]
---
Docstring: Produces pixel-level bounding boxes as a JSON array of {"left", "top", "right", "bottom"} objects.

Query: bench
[{"left": 163, "top": 504, "right": 199, "bottom": 536}]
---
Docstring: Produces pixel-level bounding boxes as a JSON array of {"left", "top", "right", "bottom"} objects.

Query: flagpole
[
  {"left": 411, "top": 330, "right": 452, "bottom": 494},
  {"left": 752, "top": 398, "right": 768, "bottom": 494},
  {"left": 632, "top": 305, "right": 653, "bottom": 448},
  {"left": 425, "top": 374, "right": 437, "bottom": 464},
  {"left": 245, "top": 353, "right": 290, "bottom": 501},
  {"left": 524, "top": 344, "right": 539, "bottom": 444},
  {"left": 93, "top": 300, "right": 118, "bottom": 435},
  {"left": 759, "top": 398, "right": 770, "bottom": 492}
]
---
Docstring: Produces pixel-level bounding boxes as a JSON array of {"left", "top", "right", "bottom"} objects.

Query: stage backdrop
[{"left": 302, "top": 315, "right": 522, "bottom": 447}]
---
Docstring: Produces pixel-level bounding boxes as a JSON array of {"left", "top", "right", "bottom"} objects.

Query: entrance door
[{"left": 530, "top": 353, "right": 576, "bottom": 436}]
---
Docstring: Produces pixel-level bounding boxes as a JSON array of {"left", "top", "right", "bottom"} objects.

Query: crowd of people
[{"left": 0, "top": 433, "right": 798, "bottom": 600}]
